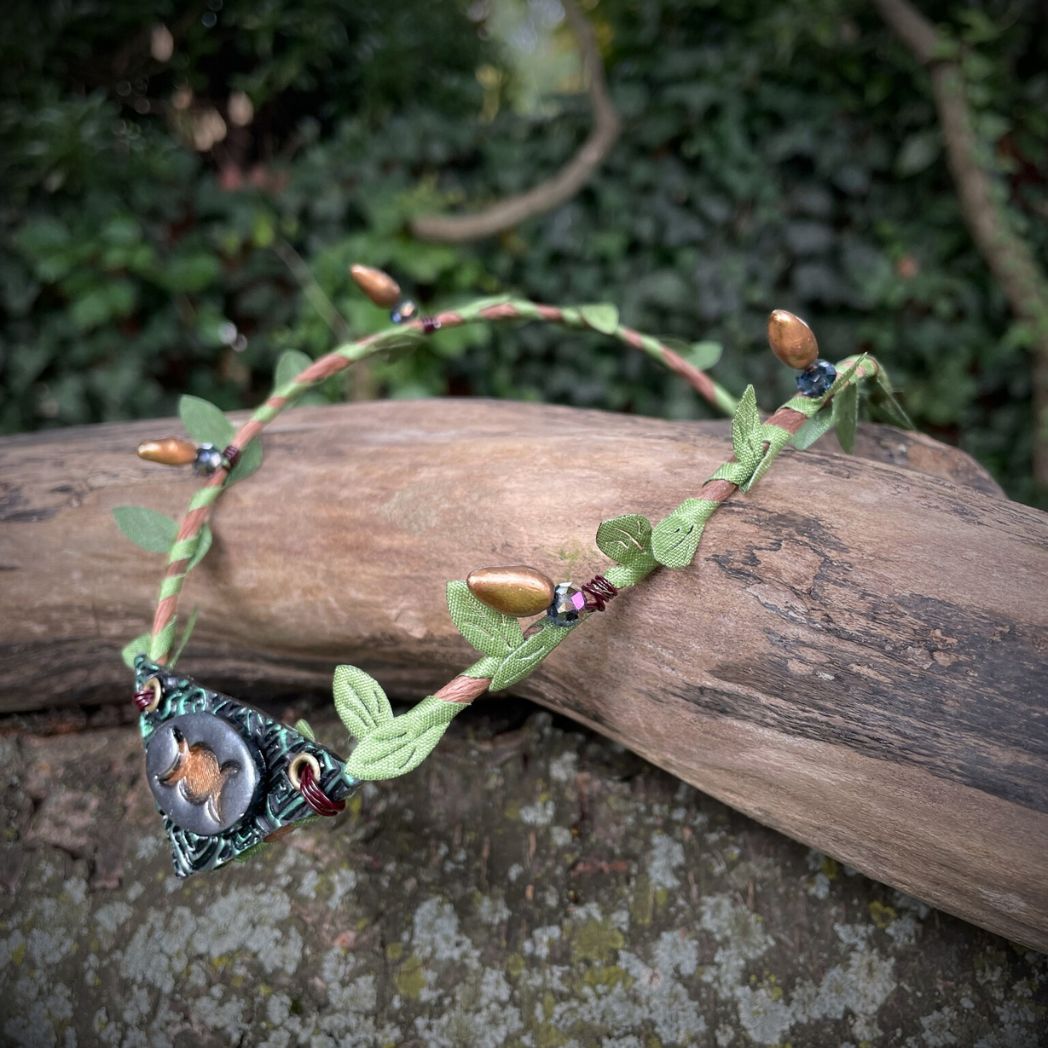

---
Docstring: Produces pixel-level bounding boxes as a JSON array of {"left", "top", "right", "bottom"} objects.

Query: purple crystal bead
[{"left": 547, "top": 583, "right": 583, "bottom": 627}]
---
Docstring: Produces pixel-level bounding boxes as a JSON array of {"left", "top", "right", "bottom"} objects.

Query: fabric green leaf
[
  {"left": 828, "top": 353, "right": 869, "bottom": 397},
  {"left": 731, "top": 385, "right": 763, "bottom": 465},
  {"left": 578, "top": 303, "right": 620, "bottom": 335},
  {"left": 455, "top": 295, "right": 511, "bottom": 317},
  {"left": 228, "top": 439, "right": 262, "bottom": 484},
  {"left": 783, "top": 392, "right": 830, "bottom": 418},
  {"left": 790, "top": 406, "right": 836, "bottom": 449},
  {"left": 683, "top": 340, "right": 723, "bottom": 370},
  {"left": 186, "top": 525, "right": 212, "bottom": 571},
  {"left": 274, "top": 349, "right": 313, "bottom": 389},
  {"left": 179, "top": 394, "right": 234, "bottom": 447},
  {"left": 344, "top": 696, "right": 460, "bottom": 780},
  {"left": 833, "top": 382, "right": 859, "bottom": 453},
  {"left": 333, "top": 664, "right": 395, "bottom": 741},
  {"left": 651, "top": 498, "right": 718, "bottom": 569},
  {"left": 872, "top": 370, "right": 914, "bottom": 429},
  {"left": 294, "top": 718, "right": 316, "bottom": 741},
  {"left": 709, "top": 459, "right": 758, "bottom": 486},
  {"left": 652, "top": 513, "right": 705, "bottom": 568},
  {"left": 603, "top": 561, "right": 655, "bottom": 589},
  {"left": 503, "top": 298, "right": 541, "bottom": 318},
  {"left": 706, "top": 385, "right": 764, "bottom": 489},
  {"left": 464, "top": 655, "right": 500, "bottom": 679},
  {"left": 367, "top": 330, "right": 425, "bottom": 355},
  {"left": 489, "top": 624, "right": 572, "bottom": 692},
  {"left": 446, "top": 580, "right": 524, "bottom": 658},
  {"left": 112, "top": 505, "right": 178, "bottom": 554},
  {"left": 742, "top": 424, "right": 794, "bottom": 492},
  {"left": 170, "top": 607, "right": 199, "bottom": 667},
  {"left": 595, "top": 514, "right": 655, "bottom": 569},
  {"left": 122, "top": 632, "right": 152, "bottom": 669}
]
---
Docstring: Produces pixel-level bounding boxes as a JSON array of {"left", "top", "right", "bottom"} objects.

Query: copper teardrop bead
[
  {"left": 467, "top": 566, "right": 557, "bottom": 617},
  {"left": 349, "top": 263, "right": 402, "bottom": 308},
  {"left": 137, "top": 437, "right": 198, "bottom": 466},
  {"left": 767, "top": 309, "right": 819, "bottom": 370}
]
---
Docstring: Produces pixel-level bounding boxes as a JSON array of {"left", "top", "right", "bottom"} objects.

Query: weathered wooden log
[{"left": 1, "top": 401, "right": 1045, "bottom": 951}]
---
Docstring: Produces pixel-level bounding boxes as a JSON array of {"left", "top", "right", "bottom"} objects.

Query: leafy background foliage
[{"left": 2, "top": 0, "right": 1046, "bottom": 503}]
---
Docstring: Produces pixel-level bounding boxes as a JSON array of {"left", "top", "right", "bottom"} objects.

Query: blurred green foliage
[{"left": 1, "top": 0, "right": 1045, "bottom": 503}]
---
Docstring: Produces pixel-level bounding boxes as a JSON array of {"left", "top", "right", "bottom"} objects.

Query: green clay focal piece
[{"left": 134, "top": 656, "right": 356, "bottom": 877}]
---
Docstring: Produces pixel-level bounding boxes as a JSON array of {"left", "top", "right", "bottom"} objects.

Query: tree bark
[
  {"left": 1, "top": 401, "right": 1045, "bottom": 950},
  {"left": 873, "top": 0, "right": 1048, "bottom": 493}
]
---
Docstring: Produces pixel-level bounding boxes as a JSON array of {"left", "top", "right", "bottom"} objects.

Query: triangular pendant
[{"left": 133, "top": 656, "right": 357, "bottom": 877}]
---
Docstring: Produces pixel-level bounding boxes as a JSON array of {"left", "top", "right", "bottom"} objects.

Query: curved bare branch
[
  {"left": 409, "top": 0, "right": 621, "bottom": 243},
  {"left": 873, "top": 0, "right": 1048, "bottom": 492}
]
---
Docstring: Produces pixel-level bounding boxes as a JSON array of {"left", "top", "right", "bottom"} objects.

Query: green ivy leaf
[
  {"left": 596, "top": 514, "right": 656, "bottom": 570},
  {"left": 179, "top": 394, "right": 234, "bottom": 447},
  {"left": 490, "top": 624, "right": 571, "bottom": 692},
  {"left": 446, "top": 580, "right": 524, "bottom": 658},
  {"left": 122, "top": 632, "right": 151, "bottom": 669},
  {"left": 344, "top": 696, "right": 458, "bottom": 780},
  {"left": 833, "top": 382, "right": 859, "bottom": 453},
  {"left": 112, "top": 505, "right": 178, "bottom": 554},
  {"left": 333, "top": 664, "right": 395, "bottom": 741},
  {"left": 578, "top": 303, "right": 620, "bottom": 335},
  {"left": 274, "top": 349, "right": 313, "bottom": 389}
]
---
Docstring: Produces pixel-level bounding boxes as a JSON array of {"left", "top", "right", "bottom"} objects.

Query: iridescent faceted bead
[
  {"left": 193, "top": 443, "right": 226, "bottom": 476},
  {"left": 547, "top": 582, "right": 586, "bottom": 627},
  {"left": 390, "top": 298, "right": 419, "bottom": 325},
  {"left": 796, "top": 360, "right": 837, "bottom": 397}
]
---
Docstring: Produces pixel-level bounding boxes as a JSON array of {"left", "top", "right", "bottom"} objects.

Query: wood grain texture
[{"left": 1, "top": 401, "right": 1045, "bottom": 950}]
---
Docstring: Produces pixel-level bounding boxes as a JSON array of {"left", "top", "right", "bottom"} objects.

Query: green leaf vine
[{"left": 335, "top": 663, "right": 457, "bottom": 782}]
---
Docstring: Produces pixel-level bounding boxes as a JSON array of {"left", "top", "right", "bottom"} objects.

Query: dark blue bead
[
  {"left": 390, "top": 299, "right": 418, "bottom": 325},
  {"left": 796, "top": 360, "right": 837, "bottom": 397},
  {"left": 192, "top": 443, "right": 225, "bottom": 476}
]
